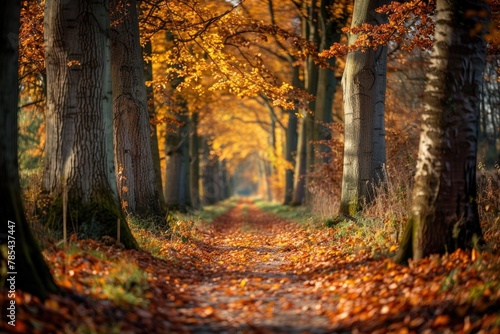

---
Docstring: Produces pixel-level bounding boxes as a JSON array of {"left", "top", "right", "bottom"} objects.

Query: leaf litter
[{"left": 2, "top": 199, "right": 500, "bottom": 333}]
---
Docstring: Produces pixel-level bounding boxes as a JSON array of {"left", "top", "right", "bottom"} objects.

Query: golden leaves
[
  {"left": 9, "top": 203, "right": 500, "bottom": 333},
  {"left": 67, "top": 60, "right": 81, "bottom": 67}
]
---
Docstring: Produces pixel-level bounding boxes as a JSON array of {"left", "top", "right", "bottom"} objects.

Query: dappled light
[
  {"left": 2, "top": 0, "right": 500, "bottom": 332},
  {"left": 2, "top": 199, "right": 500, "bottom": 333}
]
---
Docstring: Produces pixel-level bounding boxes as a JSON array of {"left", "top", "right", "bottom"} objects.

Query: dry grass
[
  {"left": 477, "top": 164, "right": 500, "bottom": 250},
  {"left": 363, "top": 164, "right": 415, "bottom": 241},
  {"left": 20, "top": 168, "right": 55, "bottom": 247}
]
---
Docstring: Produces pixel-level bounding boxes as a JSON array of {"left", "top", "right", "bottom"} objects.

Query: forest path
[
  {"left": 153, "top": 199, "right": 499, "bottom": 333},
  {"left": 6, "top": 199, "right": 500, "bottom": 333},
  {"left": 177, "top": 198, "right": 334, "bottom": 333}
]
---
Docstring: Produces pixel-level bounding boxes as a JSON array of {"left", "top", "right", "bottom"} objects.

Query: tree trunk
[
  {"left": 201, "top": 138, "right": 222, "bottom": 205},
  {"left": 304, "top": 1, "right": 319, "bottom": 207},
  {"left": 0, "top": 0, "right": 59, "bottom": 300},
  {"left": 110, "top": 0, "right": 162, "bottom": 220},
  {"left": 44, "top": 0, "right": 138, "bottom": 249},
  {"left": 179, "top": 111, "right": 192, "bottom": 208},
  {"left": 283, "top": 65, "right": 300, "bottom": 205},
  {"left": 291, "top": 116, "right": 307, "bottom": 205},
  {"left": 220, "top": 159, "right": 231, "bottom": 200},
  {"left": 164, "top": 98, "right": 191, "bottom": 211},
  {"left": 339, "top": 0, "right": 388, "bottom": 215},
  {"left": 291, "top": 0, "right": 318, "bottom": 206},
  {"left": 305, "top": 65, "right": 318, "bottom": 206},
  {"left": 190, "top": 111, "right": 201, "bottom": 209},
  {"left": 143, "top": 40, "right": 167, "bottom": 214},
  {"left": 395, "top": 0, "right": 488, "bottom": 263},
  {"left": 313, "top": 0, "right": 345, "bottom": 165}
]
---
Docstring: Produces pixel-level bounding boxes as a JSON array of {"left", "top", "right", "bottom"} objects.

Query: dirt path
[
  {"left": 5, "top": 198, "right": 500, "bottom": 333},
  {"left": 145, "top": 199, "right": 499, "bottom": 334},
  {"left": 177, "top": 198, "right": 333, "bottom": 333}
]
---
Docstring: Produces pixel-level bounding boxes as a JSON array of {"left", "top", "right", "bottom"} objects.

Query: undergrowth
[
  {"left": 53, "top": 241, "right": 149, "bottom": 307},
  {"left": 253, "top": 198, "right": 311, "bottom": 223},
  {"left": 128, "top": 197, "right": 239, "bottom": 257},
  {"left": 175, "top": 197, "right": 240, "bottom": 223}
]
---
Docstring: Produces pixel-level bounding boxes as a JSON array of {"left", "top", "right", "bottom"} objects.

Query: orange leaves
[
  {"left": 145, "top": 0, "right": 312, "bottom": 112},
  {"left": 5, "top": 199, "right": 500, "bottom": 333},
  {"left": 321, "top": 0, "right": 436, "bottom": 59}
]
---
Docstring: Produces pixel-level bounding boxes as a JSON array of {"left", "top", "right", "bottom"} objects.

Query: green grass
[
  {"left": 254, "top": 198, "right": 398, "bottom": 256},
  {"left": 129, "top": 197, "right": 239, "bottom": 256},
  {"left": 97, "top": 259, "right": 149, "bottom": 307},
  {"left": 66, "top": 243, "right": 107, "bottom": 260},
  {"left": 252, "top": 198, "right": 313, "bottom": 224},
  {"left": 56, "top": 242, "right": 150, "bottom": 308},
  {"left": 175, "top": 197, "right": 240, "bottom": 223}
]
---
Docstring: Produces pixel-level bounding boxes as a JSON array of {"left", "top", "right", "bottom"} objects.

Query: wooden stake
[
  {"left": 117, "top": 218, "right": 121, "bottom": 244},
  {"left": 63, "top": 183, "right": 67, "bottom": 249}
]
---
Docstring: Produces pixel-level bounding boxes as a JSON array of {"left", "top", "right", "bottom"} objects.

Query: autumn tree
[
  {"left": 394, "top": 0, "right": 488, "bottom": 263},
  {"left": 479, "top": 56, "right": 500, "bottom": 164},
  {"left": 43, "top": 0, "right": 138, "bottom": 249},
  {"left": 0, "top": 0, "right": 59, "bottom": 300},
  {"left": 338, "top": 0, "right": 389, "bottom": 215},
  {"left": 143, "top": 40, "right": 167, "bottom": 212},
  {"left": 164, "top": 94, "right": 192, "bottom": 211},
  {"left": 318, "top": 0, "right": 435, "bottom": 215},
  {"left": 290, "top": 1, "right": 319, "bottom": 206},
  {"left": 110, "top": 0, "right": 163, "bottom": 220},
  {"left": 189, "top": 111, "right": 201, "bottom": 209},
  {"left": 255, "top": 0, "right": 302, "bottom": 204},
  {"left": 312, "top": 0, "right": 348, "bottom": 164},
  {"left": 142, "top": 0, "right": 314, "bottom": 205},
  {"left": 291, "top": 0, "right": 349, "bottom": 206}
]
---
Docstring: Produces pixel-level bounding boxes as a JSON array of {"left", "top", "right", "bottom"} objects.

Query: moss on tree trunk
[{"left": 45, "top": 191, "right": 138, "bottom": 250}]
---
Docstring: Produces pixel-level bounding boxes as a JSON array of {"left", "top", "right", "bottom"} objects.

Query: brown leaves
[
  {"left": 3, "top": 199, "right": 500, "bottom": 333},
  {"left": 321, "top": 0, "right": 435, "bottom": 59}
]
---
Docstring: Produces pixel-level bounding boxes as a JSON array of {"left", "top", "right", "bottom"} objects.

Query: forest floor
[{"left": 2, "top": 198, "right": 500, "bottom": 333}]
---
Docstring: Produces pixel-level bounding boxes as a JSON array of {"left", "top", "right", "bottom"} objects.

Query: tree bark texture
[
  {"left": 395, "top": 0, "right": 488, "bottom": 263},
  {"left": 44, "top": 0, "right": 138, "bottom": 249},
  {"left": 143, "top": 40, "right": 167, "bottom": 214},
  {"left": 110, "top": 0, "right": 162, "bottom": 219},
  {"left": 283, "top": 64, "right": 301, "bottom": 205},
  {"left": 304, "top": 1, "right": 320, "bottom": 207},
  {"left": 190, "top": 111, "right": 201, "bottom": 209},
  {"left": 164, "top": 99, "right": 191, "bottom": 211},
  {"left": 201, "top": 138, "right": 223, "bottom": 205},
  {"left": 0, "top": 0, "right": 59, "bottom": 300},
  {"left": 291, "top": 116, "right": 307, "bottom": 205},
  {"left": 312, "top": 0, "right": 346, "bottom": 165},
  {"left": 339, "top": 0, "right": 388, "bottom": 215}
]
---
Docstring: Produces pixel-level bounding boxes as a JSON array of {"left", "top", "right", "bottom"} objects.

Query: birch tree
[
  {"left": 395, "top": 0, "right": 488, "bottom": 262},
  {"left": 339, "top": 0, "right": 388, "bottom": 215}
]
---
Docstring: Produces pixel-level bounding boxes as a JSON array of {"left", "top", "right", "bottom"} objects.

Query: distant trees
[
  {"left": 292, "top": 0, "right": 349, "bottom": 206},
  {"left": 144, "top": 0, "right": 313, "bottom": 205},
  {"left": 43, "top": 0, "right": 138, "bottom": 249},
  {"left": 1, "top": 0, "right": 59, "bottom": 299},
  {"left": 479, "top": 58, "right": 500, "bottom": 164},
  {"left": 395, "top": 0, "right": 488, "bottom": 263}
]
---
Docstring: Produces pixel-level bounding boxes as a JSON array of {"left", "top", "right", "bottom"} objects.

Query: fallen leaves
[{"left": 2, "top": 199, "right": 500, "bottom": 333}]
